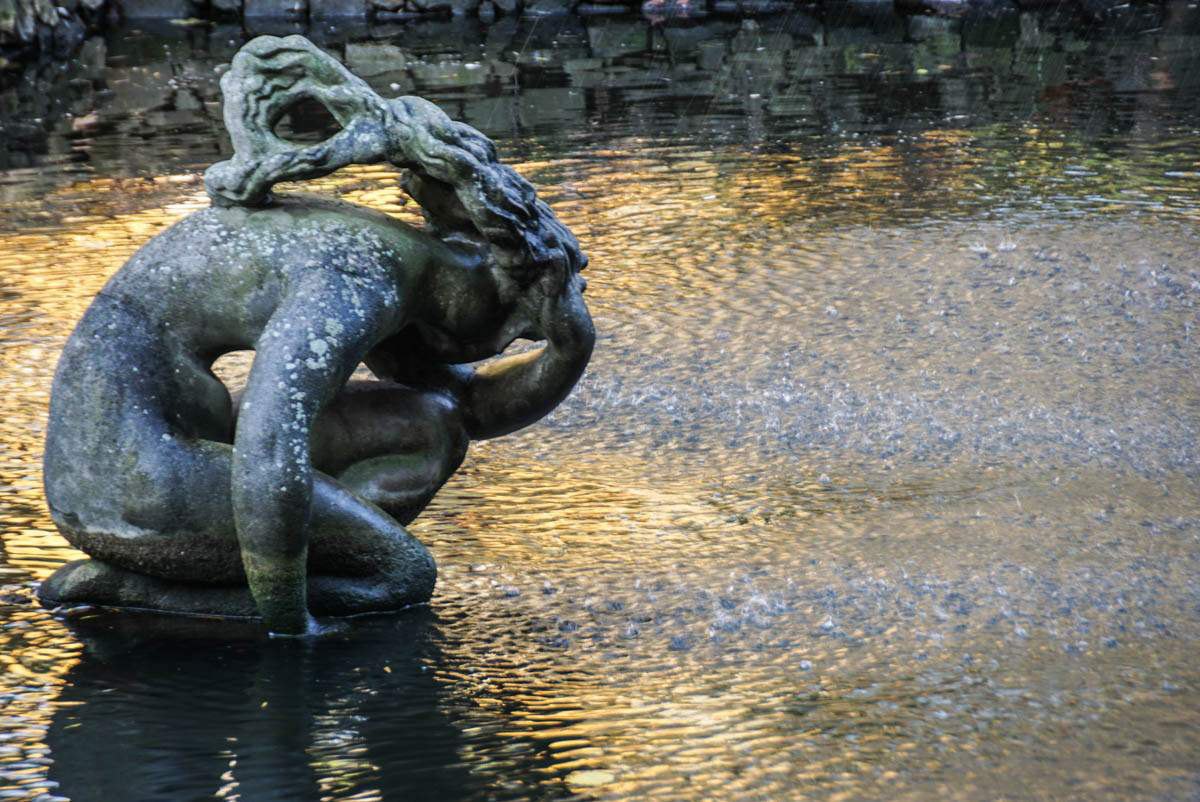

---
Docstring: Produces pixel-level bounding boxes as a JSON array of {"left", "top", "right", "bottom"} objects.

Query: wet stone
[
  {"left": 243, "top": 0, "right": 306, "bottom": 16},
  {"left": 310, "top": 0, "right": 368, "bottom": 15},
  {"left": 344, "top": 40, "right": 409, "bottom": 75},
  {"left": 523, "top": 0, "right": 572, "bottom": 14},
  {"left": 117, "top": 0, "right": 195, "bottom": 15},
  {"left": 409, "top": 58, "right": 492, "bottom": 87},
  {"left": 575, "top": 2, "right": 627, "bottom": 13},
  {"left": 586, "top": 19, "right": 649, "bottom": 57}
]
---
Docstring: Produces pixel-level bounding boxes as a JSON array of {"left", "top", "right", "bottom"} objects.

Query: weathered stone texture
[
  {"left": 38, "top": 35, "right": 595, "bottom": 634},
  {"left": 243, "top": 0, "right": 306, "bottom": 16},
  {"left": 2, "top": 0, "right": 57, "bottom": 45}
]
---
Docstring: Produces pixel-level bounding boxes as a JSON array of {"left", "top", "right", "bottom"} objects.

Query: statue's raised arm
[
  {"left": 206, "top": 35, "right": 583, "bottom": 288},
  {"left": 38, "top": 35, "right": 594, "bottom": 634},
  {"left": 203, "top": 35, "right": 393, "bottom": 208}
]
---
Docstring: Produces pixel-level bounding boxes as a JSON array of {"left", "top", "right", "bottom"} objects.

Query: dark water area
[{"left": 1, "top": 6, "right": 1199, "bottom": 801}]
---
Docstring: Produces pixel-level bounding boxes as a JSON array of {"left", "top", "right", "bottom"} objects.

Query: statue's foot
[
  {"left": 38, "top": 559, "right": 259, "bottom": 619},
  {"left": 38, "top": 559, "right": 434, "bottom": 620}
]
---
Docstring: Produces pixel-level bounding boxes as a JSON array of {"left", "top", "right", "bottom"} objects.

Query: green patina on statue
[{"left": 37, "top": 35, "right": 595, "bottom": 635}]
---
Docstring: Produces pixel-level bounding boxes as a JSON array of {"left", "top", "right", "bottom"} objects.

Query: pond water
[{"left": 1, "top": 7, "right": 1199, "bottom": 801}]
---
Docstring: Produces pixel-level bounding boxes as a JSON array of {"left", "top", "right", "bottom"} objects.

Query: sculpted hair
[{"left": 204, "top": 34, "right": 582, "bottom": 287}]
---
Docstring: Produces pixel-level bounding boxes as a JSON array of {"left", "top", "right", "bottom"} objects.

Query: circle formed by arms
[
  {"left": 204, "top": 34, "right": 585, "bottom": 289},
  {"left": 37, "top": 36, "right": 595, "bottom": 635}
]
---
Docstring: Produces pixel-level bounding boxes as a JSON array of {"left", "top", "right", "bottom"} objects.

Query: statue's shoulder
[
  {"left": 115, "top": 196, "right": 417, "bottom": 280},
  {"left": 173, "top": 194, "right": 413, "bottom": 247}
]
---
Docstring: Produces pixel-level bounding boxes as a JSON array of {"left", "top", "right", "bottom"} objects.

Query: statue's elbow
[{"left": 555, "top": 311, "right": 596, "bottom": 364}]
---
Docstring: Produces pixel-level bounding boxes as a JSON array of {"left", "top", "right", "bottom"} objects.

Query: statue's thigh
[
  {"left": 52, "top": 347, "right": 238, "bottom": 554},
  {"left": 312, "top": 381, "right": 467, "bottom": 474},
  {"left": 311, "top": 382, "right": 468, "bottom": 524},
  {"left": 63, "top": 435, "right": 429, "bottom": 584},
  {"left": 50, "top": 437, "right": 245, "bottom": 584}
]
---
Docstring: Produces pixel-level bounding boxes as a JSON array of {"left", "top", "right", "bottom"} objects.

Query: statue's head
[
  {"left": 399, "top": 165, "right": 588, "bottom": 363},
  {"left": 380, "top": 94, "right": 586, "bottom": 290},
  {"left": 360, "top": 93, "right": 587, "bottom": 361},
  {"left": 204, "top": 36, "right": 586, "bottom": 362}
]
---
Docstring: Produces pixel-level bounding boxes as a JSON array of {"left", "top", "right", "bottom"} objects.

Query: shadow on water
[{"left": 47, "top": 609, "right": 570, "bottom": 802}]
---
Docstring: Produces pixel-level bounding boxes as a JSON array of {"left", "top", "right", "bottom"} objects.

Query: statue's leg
[
  {"left": 40, "top": 439, "right": 436, "bottom": 619},
  {"left": 43, "top": 324, "right": 455, "bottom": 620},
  {"left": 308, "top": 380, "right": 470, "bottom": 526}
]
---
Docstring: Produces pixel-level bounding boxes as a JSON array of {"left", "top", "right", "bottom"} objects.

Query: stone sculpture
[{"left": 37, "top": 35, "right": 594, "bottom": 635}]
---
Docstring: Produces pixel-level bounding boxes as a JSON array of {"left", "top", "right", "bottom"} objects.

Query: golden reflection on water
[
  {"left": 0, "top": 136, "right": 970, "bottom": 580},
  {"left": 0, "top": 128, "right": 1197, "bottom": 801}
]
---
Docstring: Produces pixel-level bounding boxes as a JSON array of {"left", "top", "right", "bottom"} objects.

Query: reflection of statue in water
[
  {"left": 37, "top": 35, "right": 594, "bottom": 634},
  {"left": 46, "top": 612, "right": 484, "bottom": 801}
]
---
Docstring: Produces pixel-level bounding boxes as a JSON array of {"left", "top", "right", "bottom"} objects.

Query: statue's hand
[
  {"left": 531, "top": 271, "right": 593, "bottom": 358},
  {"left": 458, "top": 268, "right": 593, "bottom": 441}
]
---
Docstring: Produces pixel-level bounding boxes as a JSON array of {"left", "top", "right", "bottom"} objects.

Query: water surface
[{"left": 1, "top": 9, "right": 1199, "bottom": 801}]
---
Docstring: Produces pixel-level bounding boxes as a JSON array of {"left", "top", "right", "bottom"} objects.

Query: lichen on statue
[{"left": 38, "top": 35, "right": 595, "bottom": 635}]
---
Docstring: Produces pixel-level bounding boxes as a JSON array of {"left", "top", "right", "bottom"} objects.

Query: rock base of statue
[{"left": 39, "top": 557, "right": 436, "bottom": 619}]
